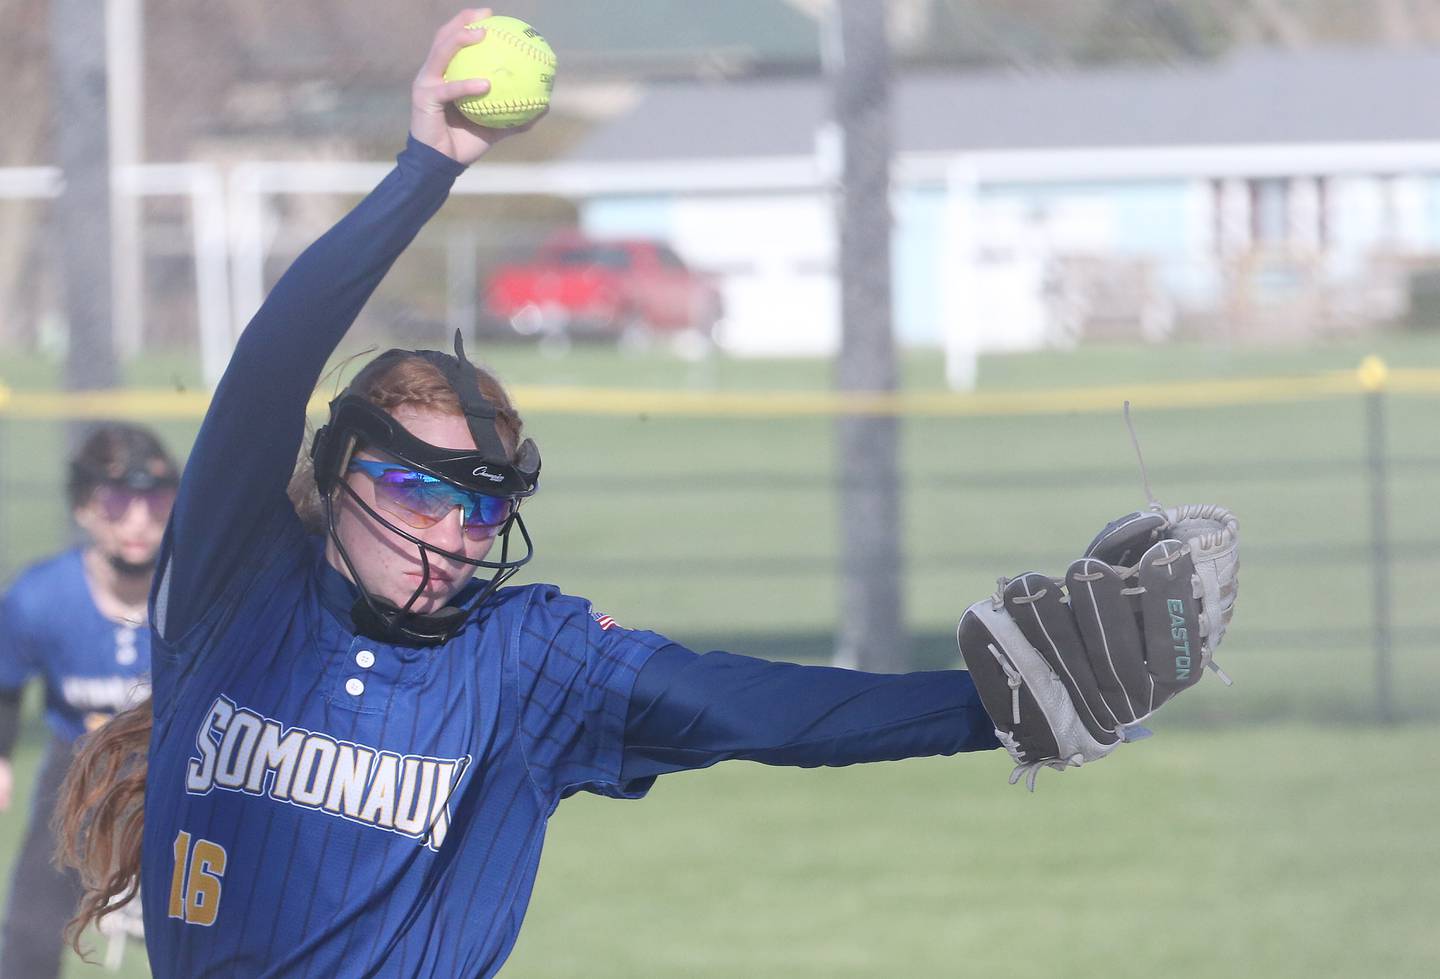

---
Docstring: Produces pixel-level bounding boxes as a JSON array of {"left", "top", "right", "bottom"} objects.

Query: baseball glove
[{"left": 957, "top": 504, "right": 1239, "bottom": 790}]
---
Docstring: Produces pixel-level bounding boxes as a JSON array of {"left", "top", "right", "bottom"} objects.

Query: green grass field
[
  {"left": 1, "top": 333, "right": 1438, "bottom": 976},
  {"left": 3, "top": 722, "right": 1435, "bottom": 978},
  {"left": 514, "top": 725, "right": 1440, "bottom": 979}
]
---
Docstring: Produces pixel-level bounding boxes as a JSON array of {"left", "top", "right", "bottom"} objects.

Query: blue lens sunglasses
[{"left": 347, "top": 459, "right": 516, "bottom": 539}]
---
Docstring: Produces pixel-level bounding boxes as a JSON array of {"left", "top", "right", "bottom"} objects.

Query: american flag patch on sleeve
[{"left": 588, "top": 608, "right": 618, "bottom": 631}]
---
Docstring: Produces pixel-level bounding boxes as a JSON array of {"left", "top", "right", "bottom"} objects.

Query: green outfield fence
[{"left": 2, "top": 356, "right": 1438, "bottom": 725}]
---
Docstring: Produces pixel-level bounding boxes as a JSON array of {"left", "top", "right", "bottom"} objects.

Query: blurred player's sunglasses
[
  {"left": 347, "top": 459, "right": 516, "bottom": 540},
  {"left": 91, "top": 485, "right": 176, "bottom": 522}
]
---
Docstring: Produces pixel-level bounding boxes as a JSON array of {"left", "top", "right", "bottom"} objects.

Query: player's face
[
  {"left": 73, "top": 473, "right": 174, "bottom": 573},
  {"left": 326, "top": 405, "right": 502, "bottom": 613}
]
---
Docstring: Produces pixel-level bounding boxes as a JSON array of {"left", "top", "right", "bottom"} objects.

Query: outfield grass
[
  {"left": 2, "top": 723, "right": 1436, "bottom": 978},
  {"left": 510, "top": 724, "right": 1440, "bottom": 979},
  {"left": 1, "top": 333, "right": 1438, "bottom": 975}
]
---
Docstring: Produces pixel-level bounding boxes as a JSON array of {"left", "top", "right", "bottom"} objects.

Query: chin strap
[
  {"left": 348, "top": 597, "right": 469, "bottom": 648},
  {"left": 108, "top": 554, "right": 159, "bottom": 577},
  {"left": 345, "top": 556, "right": 524, "bottom": 647}
]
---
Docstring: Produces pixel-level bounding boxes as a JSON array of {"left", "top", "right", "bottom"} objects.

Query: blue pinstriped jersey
[
  {"left": 136, "top": 138, "right": 667, "bottom": 977},
  {"left": 143, "top": 511, "right": 665, "bottom": 977},
  {"left": 137, "top": 136, "right": 1000, "bottom": 977},
  {"left": 0, "top": 549, "right": 151, "bottom": 741}
]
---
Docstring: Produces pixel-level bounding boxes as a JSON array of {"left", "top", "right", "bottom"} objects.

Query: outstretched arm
[{"left": 621, "top": 647, "right": 999, "bottom": 782}]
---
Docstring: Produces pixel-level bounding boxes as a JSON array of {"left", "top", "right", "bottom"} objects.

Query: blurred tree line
[{"left": 7, "top": 0, "right": 1440, "bottom": 168}]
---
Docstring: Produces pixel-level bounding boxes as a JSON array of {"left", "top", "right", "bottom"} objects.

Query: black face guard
[
  {"left": 110, "top": 465, "right": 180, "bottom": 494},
  {"left": 310, "top": 333, "right": 541, "bottom": 646}
]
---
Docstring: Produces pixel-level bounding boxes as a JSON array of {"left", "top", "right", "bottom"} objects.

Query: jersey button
[
  {"left": 355, "top": 650, "right": 376, "bottom": 669},
  {"left": 345, "top": 677, "right": 365, "bottom": 697}
]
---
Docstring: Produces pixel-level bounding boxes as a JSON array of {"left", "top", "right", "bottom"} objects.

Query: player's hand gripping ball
[{"left": 444, "top": 15, "right": 555, "bottom": 129}]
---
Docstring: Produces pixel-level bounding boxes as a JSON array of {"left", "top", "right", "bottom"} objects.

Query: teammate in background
[
  {"left": 50, "top": 11, "right": 1193, "bottom": 977},
  {"left": 0, "top": 423, "right": 176, "bottom": 978}
]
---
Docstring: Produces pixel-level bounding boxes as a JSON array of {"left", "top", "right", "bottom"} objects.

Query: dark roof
[
  {"left": 566, "top": 47, "right": 1440, "bottom": 161},
  {"left": 540, "top": 0, "right": 820, "bottom": 72}
]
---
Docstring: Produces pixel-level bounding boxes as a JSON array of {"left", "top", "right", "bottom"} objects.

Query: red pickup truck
[{"left": 484, "top": 234, "right": 723, "bottom": 341}]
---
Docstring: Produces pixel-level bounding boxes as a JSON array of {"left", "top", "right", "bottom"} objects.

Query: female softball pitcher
[
  {"left": 57, "top": 11, "right": 1236, "bottom": 977},
  {"left": 0, "top": 423, "right": 175, "bottom": 977}
]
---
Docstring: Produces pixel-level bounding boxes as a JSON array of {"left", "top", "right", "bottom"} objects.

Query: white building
[{"left": 560, "top": 47, "right": 1440, "bottom": 371}]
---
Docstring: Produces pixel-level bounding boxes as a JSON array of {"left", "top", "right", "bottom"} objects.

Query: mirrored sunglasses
[
  {"left": 92, "top": 485, "right": 176, "bottom": 522},
  {"left": 347, "top": 459, "right": 515, "bottom": 540}
]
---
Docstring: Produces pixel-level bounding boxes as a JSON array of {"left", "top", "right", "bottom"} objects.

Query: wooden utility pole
[
  {"left": 828, "top": 0, "right": 905, "bottom": 672},
  {"left": 51, "top": 0, "right": 119, "bottom": 394}
]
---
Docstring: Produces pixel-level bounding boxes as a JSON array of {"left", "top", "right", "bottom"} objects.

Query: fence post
[{"left": 1358, "top": 355, "right": 1394, "bottom": 724}]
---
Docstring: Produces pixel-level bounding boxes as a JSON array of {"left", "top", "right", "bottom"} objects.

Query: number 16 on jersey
[{"left": 168, "top": 831, "right": 227, "bottom": 926}]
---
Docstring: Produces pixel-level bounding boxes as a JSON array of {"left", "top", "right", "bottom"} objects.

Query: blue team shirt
[
  {"left": 0, "top": 548, "right": 151, "bottom": 742},
  {"left": 140, "top": 137, "right": 998, "bottom": 978},
  {"left": 144, "top": 511, "right": 664, "bottom": 976},
  {"left": 140, "top": 139, "right": 668, "bottom": 977}
]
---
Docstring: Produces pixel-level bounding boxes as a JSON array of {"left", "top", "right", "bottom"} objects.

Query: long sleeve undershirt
[
  {"left": 621, "top": 646, "right": 998, "bottom": 780},
  {"left": 0, "top": 689, "right": 20, "bottom": 759},
  {"left": 155, "top": 138, "right": 465, "bottom": 645}
]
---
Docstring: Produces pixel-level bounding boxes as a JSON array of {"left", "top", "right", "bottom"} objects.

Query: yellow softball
[{"left": 444, "top": 15, "right": 555, "bottom": 129}]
